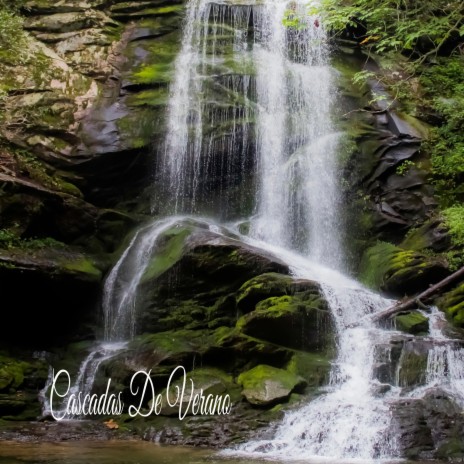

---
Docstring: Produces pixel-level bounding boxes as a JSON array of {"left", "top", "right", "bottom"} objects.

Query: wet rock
[
  {"left": 0, "top": 354, "right": 48, "bottom": 421},
  {"left": 392, "top": 389, "right": 464, "bottom": 459},
  {"left": 391, "top": 398, "right": 435, "bottom": 459},
  {"left": 401, "top": 218, "right": 452, "bottom": 252},
  {"left": 437, "top": 283, "right": 464, "bottom": 329},
  {"left": 238, "top": 365, "right": 306, "bottom": 406},
  {"left": 359, "top": 241, "right": 449, "bottom": 296},
  {"left": 238, "top": 293, "right": 333, "bottom": 351},
  {"left": 394, "top": 311, "right": 429, "bottom": 335}
]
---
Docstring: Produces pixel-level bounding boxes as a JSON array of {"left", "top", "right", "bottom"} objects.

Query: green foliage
[
  {"left": 420, "top": 57, "right": 464, "bottom": 205},
  {"left": 396, "top": 159, "right": 415, "bottom": 176},
  {"left": 314, "top": 0, "right": 463, "bottom": 58},
  {"left": 0, "top": 228, "right": 65, "bottom": 250},
  {"left": 0, "top": 229, "right": 17, "bottom": 248},
  {"left": 282, "top": 8, "right": 309, "bottom": 30},
  {"left": 440, "top": 205, "right": 464, "bottom": 271},
  {"left": 443, "top": 206, "right": 464, "bottom": 248},
  {"left": 0, "top": 4, "right": 27, "bottom": 66}
]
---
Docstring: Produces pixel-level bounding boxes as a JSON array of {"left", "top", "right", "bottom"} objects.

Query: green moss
[
  {"left": 436, "top": 438, "right": 464, "bottom": 459},
  {"left": 141, "top": 226, "right": 192, "bottom": 283},
  {"left": 286, "top": 351, "right": 331, "bottom": 387},
  {"left": 122, "top": 5, "right": 184, "bottom": 17},
  {"left": 359, "top": 241, "right": 402, "bottom": 289},
  {"left": 116, "top": 108, "right": 161, "bottom": 149},
  {"left": 62, "top": 258, "right": 102, "bottom": 280},
  {"left": 0, "top": 229, "right": 66, "bottom": 251},
  {"left": 236, "top": 295, "right": 303, "bottom": 330},
  {"left": 236, "top": 273, "right": 293, "bottom": 311},
  {"left": 397, "top": 351, "right": 427, "bottom": 387},
  {"left": 0, "top": 356, "right": 28, "bottom": 392},
  {"left": 256, "top": 295, "right": 292, "bottom": 313},
  {"left": 358, "top": 240, "right": 446, "bottom": 295},
  {"left": 237, "top": 364, "right": 306, "bottom": 405},
  {"left": 437, "top": 283, "right": 464, "bottom": 328},
  {"left": 126, "top": 88, "right": 168, "bottom": 108},
  {"left": 129, "top": 329, "right": 216, "bottom": 357},
  {"left": 443, "top": 206, "right": 464, "bottom": 247},
  {"left": 133, "top": 63, "right": 172, "bottom": 85},
  {"left": 11, "top": 147, "right": 83, "bottom": 198},
  {"left": 394, "top": 311, "right": 429, "bottom": 334}
]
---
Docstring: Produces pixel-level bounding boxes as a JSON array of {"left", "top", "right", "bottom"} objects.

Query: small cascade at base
[
  {"left": 223, "top": 251, "right": 401, "bottom": 460},
  {"left": 407, "top": 307, "right": 464, "bottom": 407}
]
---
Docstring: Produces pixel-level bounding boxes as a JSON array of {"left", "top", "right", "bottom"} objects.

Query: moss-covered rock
[
  {"left": 136, "top": 220, "right": 289, "bottom": 333},
  {"left": 394, "top": 311, "right": 429, "bottom": 335},
  {"left": 359, "top": 241, "right": 449, "bottom": 296},
  {"left": 237, "top": 292, "right": 333, "bottom": 351},
  {"left": 235, "top": 273, "right": 294, "bottom": 313},
  {"left": 0, "top": 354, "right": 48, "bottom": 420},
  {"left": 401, "top": 218, "right": 451, "bottom": 252},
  {"left": 397, "top": 350, "right": 428, "bottom": 388},
  {"left": 238, "top": 364, "right": 306, "bottom": 406},
  {"left": 286, "top": 351, "right": 332, "bottom": 388},
  {"left": 436, "top": 283, "right": 464, "bottom": 328}
]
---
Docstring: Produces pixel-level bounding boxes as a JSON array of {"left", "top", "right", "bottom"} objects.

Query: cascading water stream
[
  {"left": 41, "top": 218, "right": 185, "bottom": 418},
  {"left": 407, "top": 307, "right": 464, "bottom": 407}
]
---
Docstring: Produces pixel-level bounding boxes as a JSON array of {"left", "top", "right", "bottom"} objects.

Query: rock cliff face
[{"left": 0, "top": 0, "right": 186, "bottom": 344}]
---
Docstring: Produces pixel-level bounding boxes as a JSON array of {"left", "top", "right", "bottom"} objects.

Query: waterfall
[
  {"left": 102, "top": 217, "right": 186, "bottom": 341},
  {"left": 249, "top": 1, "right": 342, "bottom": 267},
  {"left": 408, "top": 307, "right": 464, "bottom": 407},
  {"left": 226, "top": 241, "right": 401, "bottom": 460},
  {"left": 41, "top": 0, "right": 462, "bottom": 456}
]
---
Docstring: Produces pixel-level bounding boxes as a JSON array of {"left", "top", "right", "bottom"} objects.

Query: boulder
[
  {"left": 238, "top": 293, "right": 332, "bottom": 351},
  {"left": 392, "top": 389, "right": 464, "bottom": 460},
  {"left": 394, "top": 311, "right": 429, "bottom": 335},
  {"left": 136, "top": 219, "right": 289, "bottom": 333},
  {"left": 0, "top": 354, "right": 48, "bottom": 421},
  {"left": 238, "top": 364, "right": 306, "bottom": 406},
  {"left": 437, "top": 283, "right": 464, "bottom": 329},
  {"left": 359, "top": 241, "right": 449, "bottom": 297}
]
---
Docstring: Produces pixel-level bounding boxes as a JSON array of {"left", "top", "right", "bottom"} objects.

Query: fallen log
[{"left": 371, "top": 265, "right": 464, "bottom": 324}]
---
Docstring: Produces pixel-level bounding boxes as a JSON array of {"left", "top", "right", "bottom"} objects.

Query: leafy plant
[
  {"left": 396, "top": 160, "right": 415, "bottom": 176},
  {"left": 0, "top": 228, "right": 65, "bottom": 250},
  {"left": 443, "top": 206, "right": 464, "bottom": 248},
  {"left": 0, "top": 6, "right": 27, "bottom": 66},
  {"left": 313, "top": 0, "right": 464, "bottom": 60},
  {"left": 419, "top": 57, "right": 464, "bottom": 206}
]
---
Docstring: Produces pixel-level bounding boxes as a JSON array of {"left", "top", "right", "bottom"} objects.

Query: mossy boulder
[
  {"left": 436, "top": 283, "right": 464, "bottom": 329},
  {"left": 401, "top": 219, "right": 451, "bottom": 252},
  {"left": 396, "top": 349, "right": 428, "bottom": 388},
  {"left": 394, "top": 311, "right": 429, "bottom": 335},
  {"left": 235, "top": 273, "right": 295, "bottom": 313},
  {"left": 286, "top": 352, "right": 332, "bottom": 388},
  {"left": 0, "top": 355, "right": 48, "bottom": 420},
  {"left": 359, "top": 241, "right": 449, "bottom": 296},
  {"left": 237, "top": 293, "right": 333, "bottom": 351},
  {"left": 238, "top": 365, "right": 306, "bottom": 406},
  {"left": 136, "top": 219, "right": 289, "bottom": 333}
]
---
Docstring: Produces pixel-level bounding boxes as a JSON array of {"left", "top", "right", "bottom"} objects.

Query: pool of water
[
  {"left": 0, "top": 441, "right": 439, "bottom": 464},
  {"left": 0, "top": 442, "right": 216, "bottom": 464}
]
